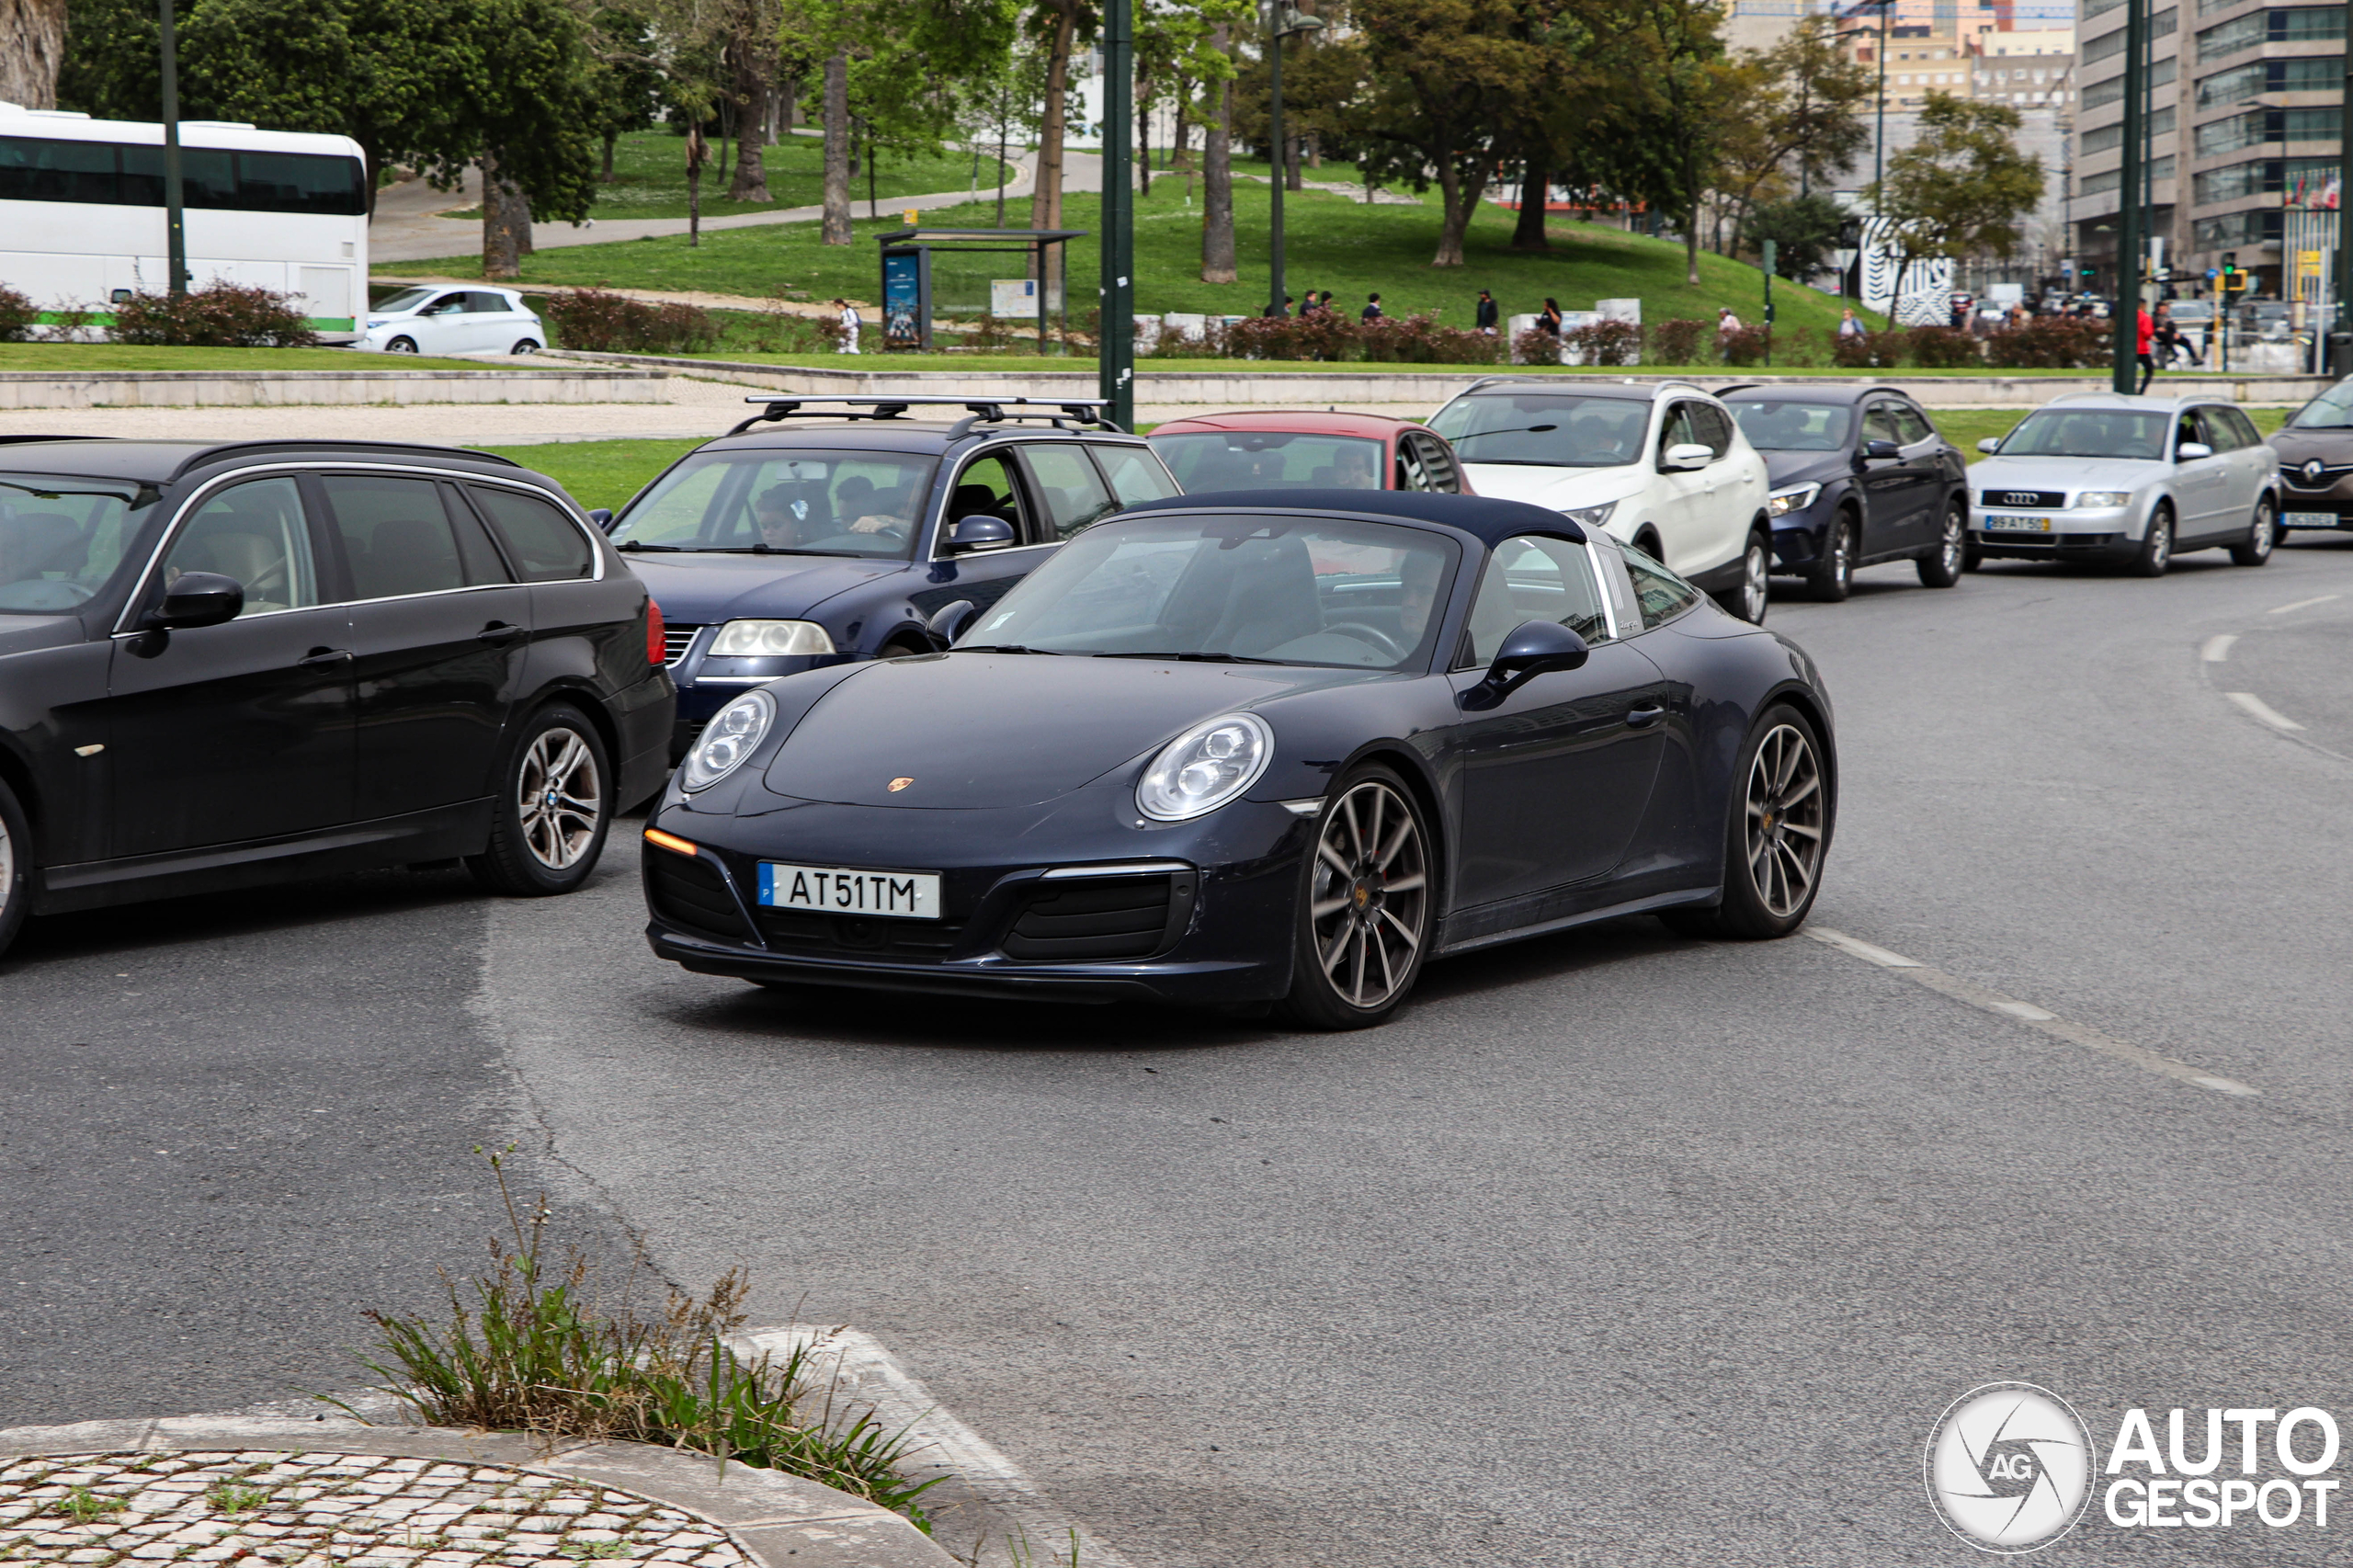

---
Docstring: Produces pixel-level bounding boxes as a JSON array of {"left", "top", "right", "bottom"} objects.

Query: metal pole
[
  {"left": 158, "top": 0, "right": 188, "bottom": 295},
  {"left": 1099, "top": 0, "right": 1134, "bottom": 428},
  {"left": 1268, "top": 19, "right": 1286, "bottom": 318},
  {"left": 2111, "top": 0, "right": 2145, "bottom": 392},
  {"left": 2336, "top": 43, "right": 2353, "bottom": 369},
  {"left": 1874, "top": 1, "right": 1887, "bottom": 192}
]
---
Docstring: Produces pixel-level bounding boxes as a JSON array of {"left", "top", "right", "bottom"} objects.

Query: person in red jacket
[{"left": 2136, "top": 301, "right": 2156, "bottom": 392}]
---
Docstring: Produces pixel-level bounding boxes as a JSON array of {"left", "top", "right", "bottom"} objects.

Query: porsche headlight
[
  {"left": 2075, "top": 491, "right": 2132, "bottom": 508},
  {"left": 1561, "top": 500, "right": 1616, "bottom": 530},
  {"left": 1136, "top": 712, "right": 1273, "bottom": 822},
  {"left": 1768, "top": 483, "right": 1822, "bottom": 517},
  {"left": 709, "top": 619, "right": 835, "bottom": 656},
  {"left": 682, "top": 689, "right": 775, "bottom": 791}
]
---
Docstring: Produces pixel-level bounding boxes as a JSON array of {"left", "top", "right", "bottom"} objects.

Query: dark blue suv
[{"left": 600, "top": 397, "right": 1182, "bottom": 755}]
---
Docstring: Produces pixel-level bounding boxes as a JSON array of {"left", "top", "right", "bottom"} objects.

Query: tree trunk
[
  {"left": 1684, "top": 218, "right": 1700, "bottom": 286},
  {"left": 1511, "top": 155, "right": 1547, "bottom": 251},
  {"left": 0, "top": 0, "right": 66, "bottom": 109},
  {"left": 821, "top": 51, "right": 851, "bottom": 244},
  {"left": 1431, "top": 151, "right": 1471, "bottom": 267},
  {"left": 1138, "top": 85, "right": 1151, "bottom": 197},
  {"left": 601, "top": 131, "right": 619, "bottom": 183},
  {"left": 687, "top": 124, "right": 708, "bottom": 248},
  {"left": 730, "top": 49, "right": 772, "bottom": 202},
  {"left": 1285, "top": 133, "right": 1302, "bottom": 191},
  {"left": 1199, "top": 35, "right": 1236, "bottom": 283},
  {"left": 1030, "top": 0, "right": 1077, "bottom": 300},
  {"left": 1173, "top": 75, "right": 1192, "bottom": 172},
  {"left": 482, "top": 152, "right": 530, "bottom": 279}
]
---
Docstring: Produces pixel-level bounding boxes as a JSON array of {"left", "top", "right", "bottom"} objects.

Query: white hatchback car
[
  {"left": 1427, "top": 378, "right": 1776, "bottom": 620},
  {"left": 358, "top": 287, "right": 545, "bottom": 357}
]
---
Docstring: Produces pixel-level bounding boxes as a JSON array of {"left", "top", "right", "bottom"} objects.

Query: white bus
[{"left": 0, "top": 102, "right": 368, "bottom": 338}]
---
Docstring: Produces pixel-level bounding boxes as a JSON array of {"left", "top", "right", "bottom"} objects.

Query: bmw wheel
[
  {"left": 1918, "top": 497, "right": 1965, "bottom": 588},
  {"left": 2130, "top": 504, "right": 2174, "bottom": 578},
  {"left": 1282, "top": 765, "right": 1432, "bottom": 1029},
  {"left": 2230, "top": 495, "right": 2277, "bottom": 567},
  {"left": 1718, "top": 529, "right": 1771, "bottom": 624},
  {"left": 468, "top": 703, "right": 612, "bottom": 895},
  {"left": 386, "top": 336, "right": 419, "bottom": 355},
  {"left": 0, "top": 776, "right": 29, "bottom": 961},
  {"left": 1663, "top": 704, "right": 1830, "bottom": 941},
  {"left": 1808, "top": 514, "right": 1854, "bottom": 602}
]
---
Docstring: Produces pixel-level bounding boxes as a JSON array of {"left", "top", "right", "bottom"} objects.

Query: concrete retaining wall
[
  {"left": 0, "top": 368, "right": 668, "bottom": 410},
  {"left": 544, "top": 351, "right": 2331, "bottom": 410}
]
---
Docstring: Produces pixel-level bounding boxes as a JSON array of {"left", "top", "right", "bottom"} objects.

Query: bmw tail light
[{"left": 645, "top": 598, "right": 665, "bottom": 666}]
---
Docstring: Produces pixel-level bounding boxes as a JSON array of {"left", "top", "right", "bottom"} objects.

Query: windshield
[
  {"left": 609, "top": 449, "right": 938, "bottom": 558},
  {"left": 1427, "top": 393, "right": 1649, "bottom": 468},
  {"left": 371, "top": 288, "right": 436, "bottom": 314},
  {"left": 0, "top": 473, "right": 152, "bottom": 613},
  {"left": 2291, "top": 381, "right": 2353, "bottom": 429},
  {"left": 1995, "top": 409, "right": 2171, "bottom": 460},
  {"left": 1726, "top": 400, "right": 1852, "bottom": 452},
  {"left": 961, "top": 513, "right": 1460, "bottom": 670},
  {"left": 1150, "top": 431, "right": 1385, "bottom": 493}
]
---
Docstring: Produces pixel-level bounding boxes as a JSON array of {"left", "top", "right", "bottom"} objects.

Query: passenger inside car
[{"left": 755, "top": 483, "right": 832, "bottom": 548}]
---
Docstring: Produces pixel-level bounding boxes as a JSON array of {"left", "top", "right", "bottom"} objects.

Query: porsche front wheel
[{"left": 1282, "top": 766, "right": 1432, "bottom": 1029}]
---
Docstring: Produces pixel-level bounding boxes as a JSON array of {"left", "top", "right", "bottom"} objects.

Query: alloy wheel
[
  {"left": 1740, "top": 537, "right": 1769, "bottom": 621},
  {"left": 1938, "top": 511, "right": 1961, "bottom": 573},
  {"left": 1743, "top": 723, "right": 1824, "bottom": 919},
  {"left": 0, "top": 812, "right": 13, "bottom": 920},
  {"left": 1309, "top": 779, "right": 1429, "bottom": 1010},
  {"left": 517, "top": 728, "right": 604, "bottom": 870}
]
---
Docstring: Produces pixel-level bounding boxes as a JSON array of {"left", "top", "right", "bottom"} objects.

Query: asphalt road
[{"left": 10, "top": 529, "right": 2353, "bottom": 1565}]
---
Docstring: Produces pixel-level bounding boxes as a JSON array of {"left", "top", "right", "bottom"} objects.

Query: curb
[{"left": 0, "top": 1408, "right": 956, "bottom": 1568}]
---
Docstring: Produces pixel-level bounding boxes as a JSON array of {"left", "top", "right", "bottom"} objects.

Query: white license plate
[
  {"left": 1984, "top": 514, "right": 2052, "bottom": 531},
  {"left": 2285, "top": 511, "right": 2337, "bottom": 528},
  {"left": 758, "top": 863, "right": 941, "bottom": 919}
]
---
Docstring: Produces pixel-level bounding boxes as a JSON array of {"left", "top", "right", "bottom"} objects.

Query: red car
[{"left": 1145, "top": 411, "right": 1474, "bottom": 496}]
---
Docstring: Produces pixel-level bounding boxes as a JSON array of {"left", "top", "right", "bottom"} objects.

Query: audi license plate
[
  {"left": 2285, "top": 511, "right": 2338, "bottom": 528},
  {"left": 758, "top": 863, "right": 941, "bottom": 919},
  {"left": 1984, "top": 514, "right": 2052, "bottom": 531}
]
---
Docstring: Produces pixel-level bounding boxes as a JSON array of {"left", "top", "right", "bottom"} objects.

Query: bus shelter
[{"left": 878, "top": 228, "right": 1086, "bottom": 354}]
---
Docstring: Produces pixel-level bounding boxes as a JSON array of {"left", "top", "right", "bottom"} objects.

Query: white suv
[{"left": 1427, "top": 379, "right": 1775, "bottom": 620}]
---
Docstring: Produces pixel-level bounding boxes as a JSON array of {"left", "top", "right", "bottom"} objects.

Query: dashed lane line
[
  {"left": 1807, "top": 927, "right": 2260, "bottom": 1098},
  {"left": 2268, "top": 594, "right": 2342, "bottom": 616},
  {"left": 2200, "top": 633, "right": 2238, "bottom": 663},
  {"left": 2226, "top": 691, "right": 2307, "bottom": 732}
]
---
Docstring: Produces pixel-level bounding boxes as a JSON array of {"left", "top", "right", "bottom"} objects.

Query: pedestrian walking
[
  {"left": 1299, "top": 292, "right": 1323, "bottom": 318},
  {"left": 1265, "top": 295, "right": 1295, "bottom": 318},
  {"left": 1715, "top": 306, "right": 1742, "bottom": 355},
  {"left": 1319, "top": 290, "right": 1336, "bottom": 315},
  {"left": 1360, "top": 292, "right": 1384, "bottom": 322},
  {"left": 2135, "top": 301, "right": 2156, "bottom": 392},
  {"left": 1836, "top": 306, "right": 1865, "bottom": 339},
  {"left": 1538, "top": 297, "right": 1563, "bottom": 337},
  {"left": 1475, "top": 290, "right": 1500, "bottom": 335},
  {"left": 834, "top": 299, "right": 861, "bottom": 354}
]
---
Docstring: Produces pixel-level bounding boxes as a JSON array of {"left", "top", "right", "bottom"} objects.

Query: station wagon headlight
[
  {"left": 709, "top": 619, "right": 835, "bottom": 656},
  {"left": 682, "top": 689, "right": 776, "bottom": 791},
  {"left": 1137, "top": 712, "right": 1273, "bottom": 822},
  {"left": 1768, "top": 483, "right": 1821, "bottom": 517},
  {"left": 2076, "top": 491, "right": 2132, "bottom": 508}
]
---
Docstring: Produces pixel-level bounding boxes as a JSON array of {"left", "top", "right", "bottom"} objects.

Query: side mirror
[
  {"left": 945, "top": 515, "right": 1016, "bottom": 552},
  {"left": 1465, "top": 619, "right": 1588, "bottom": 708},
  {"left": 148, "top": 572, "right": 243, "bottom": 630},
  {"left": 1862, "top": 438, "right": 1902, "bottom": 460},
  {"left": 2177, "top": 441, "right": 2213, "bottom": 460},
  {"left": 926, "top": 598, "right": 976, "bottom": 651},
  {"left": 1976, "top": 437, "right": 2002, "bottom": 455},
  {"left": 587, "top": 507, "right": 615, "bottom": 531},
  {"left": 1661, "top": 442, "right": 1712, "bottom": 472}
]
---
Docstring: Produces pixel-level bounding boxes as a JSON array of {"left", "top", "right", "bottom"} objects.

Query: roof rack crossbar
[{"left": 730, "top": 393, "right": 1120, "bottom": 437}]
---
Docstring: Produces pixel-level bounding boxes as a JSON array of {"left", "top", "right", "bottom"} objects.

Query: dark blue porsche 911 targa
[{"left": 640, "top": 490, "right": 1836, "bottom": 1028}]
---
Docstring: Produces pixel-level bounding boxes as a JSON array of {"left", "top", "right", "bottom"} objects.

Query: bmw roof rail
[{"left": 730, "top": 393, "right": 1121, "bottom": 437}]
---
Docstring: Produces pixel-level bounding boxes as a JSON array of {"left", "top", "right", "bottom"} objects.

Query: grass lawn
[
  {"left": 613, "top": 343, "right": 2127, "bottom": 375},
  {"left": 444, "top": 131, "right": 1014, "bottom": 224},
  {"left": 0, "top": 343, "right": 489, "bottom": 371},
  {"left": 382, "top": 171, "right": 1867, "bottom": 340}
]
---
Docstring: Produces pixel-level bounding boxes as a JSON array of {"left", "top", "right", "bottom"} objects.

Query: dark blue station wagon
[{"left": 603, "top": 397, "right": 1181, "bottom": 755}]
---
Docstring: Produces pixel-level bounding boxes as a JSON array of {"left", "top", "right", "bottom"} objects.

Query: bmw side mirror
[
  {"left": 946, "top": 516, "right": 1016, "bottom": 552},
  {"left": 1661, "top": 442, "right": 1712, "bottom": 472},
  {"left": 1465, "top": 619, "right": 1588, "bottom": 709},
  {"left": 2177, "top": 442, "right": 2213, "bottom": 460},
  {"left": 148, "top": 572, "right": 243, "bottom": 630},
  {"left": 1976, "top": 437, "right": 2002, "bottom": 455},
  {"left": 926, "top": 598, "right": 976, "bottom": 650},
  {"left": 1863, "top": 439, "right": 1901, "bottom": 460},
  {"left": 587, "top": 507, "right": 615, "bottom": 531}
]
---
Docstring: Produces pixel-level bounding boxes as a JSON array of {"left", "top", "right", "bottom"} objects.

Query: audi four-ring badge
[{"left": 639, "top": 491, "right": 1839, "bottom": 1028}]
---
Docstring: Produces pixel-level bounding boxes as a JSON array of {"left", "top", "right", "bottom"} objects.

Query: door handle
[
  {"left": 1625, "top": 705, "right": 1666, "bottom": 728},
  {"left": 478, "top": 621, "right": 526, "bottom": 644},
  {"left": 299, "top": 647, "right": 353, "bottom": 667}
]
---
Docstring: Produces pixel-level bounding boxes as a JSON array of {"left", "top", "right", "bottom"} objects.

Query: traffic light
[{"left": 2220, "top": 264, "right": 2255, "bottom": 295}]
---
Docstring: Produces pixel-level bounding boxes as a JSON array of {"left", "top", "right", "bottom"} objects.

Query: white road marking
[
  {"left": 2200, "top": 634, "right": 2238, "bottom": 663},
  {"left": 735, "top": 1324, "right": 1129, "bottom": 1568},
  {"left": 1807, "top": 928, "right": 2260, "bottom": 1097},
  {"left": 2267, "top": 594, "right": 2341, "bottom": 616},
  {"left": 2226, "top": 691, "right": 2306, "bottom": 732}
]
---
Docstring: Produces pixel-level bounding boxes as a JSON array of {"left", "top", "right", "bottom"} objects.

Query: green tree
[
  {"left": 1709, "top": 16, "right": 1870, "bottom": 254},
  {"left": 1743, "top": 191, "right": 1844, "bottom": 279},
  {"left": 1584, "top": 0, "right": 1731, "bottom": 286},
  {"left": 1866, "top": 92, "right": 2045, "bottom": 301}
]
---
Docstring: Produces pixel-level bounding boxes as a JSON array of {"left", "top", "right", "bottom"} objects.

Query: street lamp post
[
  {"left": 1099, "top": 0, "right": 1134, "bottom": 428},
  {"left": 2111, "top": 0, "right": 2145, "bottom": 392},
  {"left": 1266, "top": 3, "right": 1324, "bottom": 319},
  {"left": 157, "top": 0, "right": 188, "bottom": 295}
]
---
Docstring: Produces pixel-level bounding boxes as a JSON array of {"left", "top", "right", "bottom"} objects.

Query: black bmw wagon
[{"left": 0, "top": 438, "right": 676, "bottom": 960}]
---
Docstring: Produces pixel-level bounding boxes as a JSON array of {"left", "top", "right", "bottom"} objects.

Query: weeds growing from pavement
[
  {"left": 347, "top": 1149, "right": 938, "bottom": 1530},
  {"left": 54, "top": 1488, "right": 126, "bottom": 1523},
  {"left": 561, "top": 1542, "right": 632, "bottom": 1560},
  {"left": 204, "top": 1483, "right": 271, "bottom": 1514}
]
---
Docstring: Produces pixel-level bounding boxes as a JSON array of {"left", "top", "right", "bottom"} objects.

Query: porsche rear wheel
[
  {"left": 1282, "top": 766, "right": 1431, "bottom": 1029},
  {"left": 1663, "top": 704, "right": 1829, "bottom": 941}
]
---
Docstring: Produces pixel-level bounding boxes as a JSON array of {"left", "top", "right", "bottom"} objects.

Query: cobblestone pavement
[{"left": 0, "top": 1452, "right": 757, "bottom": 1568}]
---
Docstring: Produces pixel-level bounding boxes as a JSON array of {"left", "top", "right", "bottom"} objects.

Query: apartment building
[{"left": 2074, "top": 0, "right": 2344, "bottom": 294}]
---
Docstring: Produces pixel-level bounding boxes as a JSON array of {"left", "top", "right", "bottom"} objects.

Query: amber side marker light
[{"left": 643, "top": 828, "right": 700, "bottom": 858}]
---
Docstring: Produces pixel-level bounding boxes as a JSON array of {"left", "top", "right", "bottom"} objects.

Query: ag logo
[{"left": 1925, "top": 1382, "right": 2096, "bottom": 1553}]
